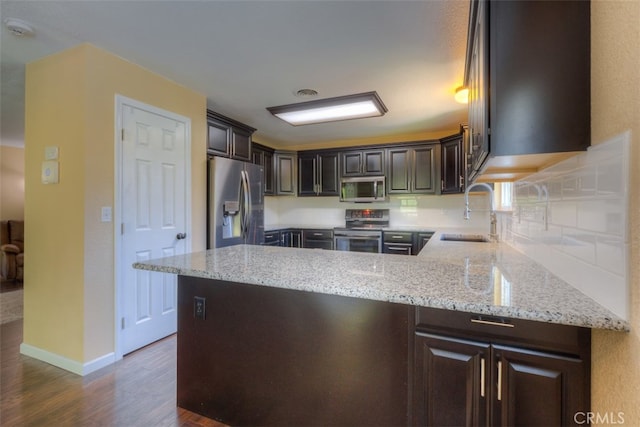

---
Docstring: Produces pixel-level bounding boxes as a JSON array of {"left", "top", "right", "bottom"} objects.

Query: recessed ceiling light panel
[{"left": 267, "top": 91, "right": 387, "bottom": 126}]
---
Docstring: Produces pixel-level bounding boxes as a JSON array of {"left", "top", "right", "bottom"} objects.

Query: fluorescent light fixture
[{"left": 267, "top": 91, "right": 387, "bottom": 126}]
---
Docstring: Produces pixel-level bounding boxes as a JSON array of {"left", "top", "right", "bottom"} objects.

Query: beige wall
[
  {"left": 591, "top": 0, "right": 640, "bottom": 424},
  {"left": 0, "top": 145, "right": 25, "bottom": 221},
  {"left": 24, "top": 44, "right": 207, "bottom": 365}
]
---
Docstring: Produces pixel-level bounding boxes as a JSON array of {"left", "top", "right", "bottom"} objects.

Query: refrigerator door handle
[{"left": 240, "top": 170, "right": 251, "bottom": 239}]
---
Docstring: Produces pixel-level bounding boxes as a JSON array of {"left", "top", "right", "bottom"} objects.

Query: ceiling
[{"left": 0, "top": 0, "right": 470, "bottom": 149}]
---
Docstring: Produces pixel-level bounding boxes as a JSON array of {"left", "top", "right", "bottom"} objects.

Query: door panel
[
  {"left": 121, "top": 103, "right": 188, "bottom": 355},
  {"left": 493, "top": 345, "right": 587, "bottom": 427},
  {"left": 414, "top": 333, "right": 489, "bottom": 427}
]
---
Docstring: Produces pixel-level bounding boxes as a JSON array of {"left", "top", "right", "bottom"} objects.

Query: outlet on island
[{"left": 194, "top": 296, "right": 206, "bottom": 320}]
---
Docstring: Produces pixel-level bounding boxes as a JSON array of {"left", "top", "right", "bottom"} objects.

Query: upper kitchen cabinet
[
  {"left": 207, "top": 110, "right": 256, "bottom": 161},
  {"left": 274, "top": 151, "right": 297, "bottom": 196},
  {"left": 387, "top": 143, "right": 440, "bottom": 195},
  {"left": 252, "top": 142, "right": 275, "bottom": 195},
  {"left": 440, "top": 129, "right": 465, "bottom": 194},
  {"left": 340, "top": 148, "right": 385, "bottom": 177},
  {"left": 298, "top": 150, "right": 340, "bottom": 196},
  {"left": 465, "top": 0, "right": 591, "bottom": 182}
]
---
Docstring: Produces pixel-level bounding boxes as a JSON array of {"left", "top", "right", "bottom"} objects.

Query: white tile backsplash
[
  {"left": 502, "top": 131, "right": 631, "bottom": 319},
  {"left": 265, "top": 193, "right": 490, "bottom": 230}
]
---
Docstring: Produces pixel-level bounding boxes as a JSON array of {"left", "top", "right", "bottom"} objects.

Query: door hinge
[
  {"left": 121, "top": 317, "right": 125, "bottom": 330},
  {"left": 121, "top": 128, "right": 125, "bottom": 140},
  {"left": 121, "top": 223, "right": 125, "bottom": 235}
]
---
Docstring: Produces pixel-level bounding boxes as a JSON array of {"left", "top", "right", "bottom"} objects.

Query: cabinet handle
[
  {"left": 497, "top": 360, "right": 503, "bottom": 401},
  {"left": 459, "top": 175, "right": 464, "bottom": 191},
  {"left": 480, "top": 357, "right": 486, "bottom": 398},
  {"left": 470, "top": 317, "right": 515, "bottom": 328},
  {"left": 313, "top": 233, "right": 323, "bottom": 237},
  {"left": 391, "top": 235, "right": 404, "bottom": 239}
]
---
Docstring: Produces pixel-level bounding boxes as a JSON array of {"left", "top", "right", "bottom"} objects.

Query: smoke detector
[{"left": 4, "top": 18, "right": 35, "bottom": 37}]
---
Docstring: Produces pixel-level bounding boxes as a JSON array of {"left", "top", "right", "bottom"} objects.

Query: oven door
[{"left": 334, "top": 233, "right": 382, "bottom": 253}]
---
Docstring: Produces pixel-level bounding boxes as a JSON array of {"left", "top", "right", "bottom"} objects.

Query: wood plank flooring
[{"left": 0, "top": 320, "right": 228, "bottom": 426}]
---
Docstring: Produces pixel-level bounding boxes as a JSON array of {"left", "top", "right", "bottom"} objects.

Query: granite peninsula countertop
[{"left": 133, "top": 230, "right": 629, "bottom": 332}]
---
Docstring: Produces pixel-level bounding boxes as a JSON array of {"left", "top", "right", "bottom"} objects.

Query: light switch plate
[
  {"left": 45, "top": 146, "right": 59, "bottom": 160},
  {"left": 41, "top": 161, "right": 59, "bottom": 184},
  {"left": 101, "top": 207, "right": 112, "bottom": 222}
]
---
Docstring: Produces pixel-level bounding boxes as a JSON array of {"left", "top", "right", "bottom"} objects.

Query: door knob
[{"left": 176, "top": 233, "right": 187, "bottom": 240}]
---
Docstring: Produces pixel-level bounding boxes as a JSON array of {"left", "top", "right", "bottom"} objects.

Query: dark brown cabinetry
[
  {"left": 298, "top": 151, "right": 340, "bottom": 196},
  {"left": 416, "top": 232, "right": 434, "bottom": 253},
  {"left": 274, "top": 151, "right": 296, "bottom": 195},
  {"left": 383, "top": 231, "right": 435, "bottom": 256},
  {"left": 383, "top": 231, "right": 414, "bottom": 255},
  {"left": 281, "top": 229, "right": 302, "bottom": 248},
  {"left": 413, "top": 307, "right": 590, "bottom": 427},
  {"left": 252, "top": 142, "right": 274, "bottom": 195},
  {"left": 206, "top": 110, "right": 256, "bottom": 161},
  {"left": 387, "top": 144, "right": 440, "bottom": 194},
  {"left": 263, "top": 230, "right": 280, "bottom": 246},
  {"left": 465, "top": 0, "right": 591, "bottom": 180},
  {"left": 440, "top": 132, "right": 465, "bottom": 194},
  {"left": 302, "top": 229, "right": 334, "bottom": 250},
  {"left": 340, "top": 149, "right": 385, "bottom": 177}
]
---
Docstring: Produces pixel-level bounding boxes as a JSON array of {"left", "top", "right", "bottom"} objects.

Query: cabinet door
[
  {"left": 416, "top": 232, "right": 434, "bottom": 253},
  {"left": 263, "top": 150, "right": 274, "bottom": 195},
  {"left": 231, "top": 127, "right": 251, "bottom": 161},
  {"left": 387, "top": 148, "right": 411, "bottom": 193},
  {"left": 467, "top": 0, "right": 489, "bottom": 175},
  {"left": 363, "top": 150, "right": 385, "bottom": 175},
  {"left": 208, "top": 121, "right": 230, "bottom": 157},
  {"left": 298, "top": 154, "right": 317, "bottom": 195},
  {"left": 414, "top": 333, "right": 489, "bottom": 427},
  {"left": 317, "top": 152, "right": 339, "bottom": 196},
  {"left": 441, "top": 136, "right": 464, "bottom": 194},
  {"left": 492, "top": 345, "right": 587, "bottom": 427},
  {"left": 412, "top": 145, "right": 438, "bottom": 194},
  {"left": 275, "top": 153, "right": 296, "bottom": 195},
  {"left": 341, "top": 151, "right": 363, "bottom": 176}
]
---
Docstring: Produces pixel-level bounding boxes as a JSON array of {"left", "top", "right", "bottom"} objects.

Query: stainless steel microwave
[{"left": 340, "top": 176, "right": 386, "bottom": 203}]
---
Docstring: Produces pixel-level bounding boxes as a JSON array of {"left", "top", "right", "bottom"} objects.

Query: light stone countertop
[{"left": 133, "top": 230, "right": 629, "bottom": 332}]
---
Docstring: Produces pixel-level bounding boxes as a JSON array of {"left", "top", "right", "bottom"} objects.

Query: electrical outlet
[{"left": 194, "top": 296, "right": 206, "bottom": 320}]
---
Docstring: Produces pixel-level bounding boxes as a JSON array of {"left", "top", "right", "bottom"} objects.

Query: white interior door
[{"left": 119, "top": 100, "right": 189, "bottom": 355}]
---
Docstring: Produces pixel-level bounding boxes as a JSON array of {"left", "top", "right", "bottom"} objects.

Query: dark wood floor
[{"left": 0, "top": 320, "right": 228, "bottom": 426}]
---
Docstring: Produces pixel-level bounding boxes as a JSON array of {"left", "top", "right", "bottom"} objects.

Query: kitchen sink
[{"left": 440, "top": 233, "right": 490, "bottom": 243}]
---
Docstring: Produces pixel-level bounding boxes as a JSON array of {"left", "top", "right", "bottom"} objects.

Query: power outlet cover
[{"left": 194, "top": 296, "right": 206, "bottom": 320}]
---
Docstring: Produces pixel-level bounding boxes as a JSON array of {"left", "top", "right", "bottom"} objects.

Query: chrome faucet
[{"left": 464, "top": 182, "right": 498, "bottom": 242}]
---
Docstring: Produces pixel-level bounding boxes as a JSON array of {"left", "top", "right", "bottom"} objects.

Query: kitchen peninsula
[{"left": 134, "top": 232, "right": 628, "bottom": 426}]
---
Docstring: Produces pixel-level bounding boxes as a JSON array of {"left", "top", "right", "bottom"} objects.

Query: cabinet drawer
[
  {"left": 303, "top": 229, "right": 333, "bottom": 240},
  {"left": 383, "top": 243, "right": 412, "bottom": 256},
  {"left": 263, "top": 231, "right": 280, "bottom": 246},
  {"left": 415, "top": 306, "right": 590, "bottom": 357},
  {"left": 383, "top": 231, "right": 413, "bottom": 244}
]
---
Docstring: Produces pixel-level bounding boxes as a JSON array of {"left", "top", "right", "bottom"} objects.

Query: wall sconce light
[
  {"left": 267, "top": 91, "right": 388, "bottom": 126},
  {"left": 455, "top": 86, "right": 469, "bottom": 104}
]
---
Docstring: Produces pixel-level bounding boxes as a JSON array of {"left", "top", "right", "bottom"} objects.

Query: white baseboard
[{"left": 19, "top": 343, "right": 116, "bottom": 376}]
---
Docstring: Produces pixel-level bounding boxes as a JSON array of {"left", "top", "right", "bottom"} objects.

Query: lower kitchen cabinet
[
  {"left": 413, "top": 308, "right": 590, "bottom": 427},
  {"left": 414, "top": 334, "right": 489, "bottom": 427},
  {"left": 281, "top": 229, "right": 302, "bottom": 248},
  {"left": 263, "top": 230, "right": 280, "bottom": 246},
  {"left": 383, "top": 231, "right": 414, "bottom": 255},
  {"left": 302, "top": 229, "right": 334, "bottom": 250}
]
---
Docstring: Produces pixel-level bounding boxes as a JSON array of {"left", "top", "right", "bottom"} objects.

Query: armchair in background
[{"left": 1, "top": 220, "right": 24, "bottom": 281}]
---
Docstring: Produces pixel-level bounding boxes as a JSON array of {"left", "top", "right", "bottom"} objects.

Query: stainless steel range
[{"left": 334, "top": 209, "right": 389, "bottom": 253}]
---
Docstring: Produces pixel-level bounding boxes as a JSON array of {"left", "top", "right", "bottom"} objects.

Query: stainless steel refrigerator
[{"left": 208, "top": 156, "right": 264, "bottom": 248}]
